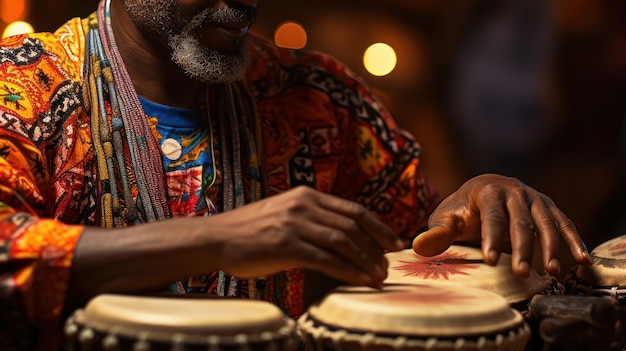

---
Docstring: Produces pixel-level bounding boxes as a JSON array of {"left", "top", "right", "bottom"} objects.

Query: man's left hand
[{"left": 412, "top": 174, "right": 592, "bottom": 277}]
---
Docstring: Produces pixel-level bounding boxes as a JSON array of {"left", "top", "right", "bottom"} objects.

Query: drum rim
[
  {"left": 302, "top": 284, "right": 525, "bottom": 337},
  {"left": 65, "top": 310, "right": 299, "bottom": 345},
  {"left": 297, "top": 312, "right": 531, "bottom": 351},
  {"left": 566, "top": 261, "right": 626, "bottom": 289}
]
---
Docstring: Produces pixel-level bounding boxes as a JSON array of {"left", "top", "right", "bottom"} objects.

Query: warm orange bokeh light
[
  {"left": 274, "top": 21, "right": 307, "bottom": 50},
  {"left": 0, "top": 0, "right": 26, "bottom": 24},
  {"left": 363, "top": 43, "right": 398, "bottom": 77}
]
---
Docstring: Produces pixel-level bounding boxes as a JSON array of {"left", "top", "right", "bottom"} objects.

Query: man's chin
[
  {"left": 194, "top": 62, "right": 250, "bottom": 84},
  {"left": 169, "top": 36, "right": 251, "bottom": 84}
]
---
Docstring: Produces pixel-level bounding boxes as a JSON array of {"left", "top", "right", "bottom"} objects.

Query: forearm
[{"left": 67, "top": 217, "right": 223, "bottom": 301}]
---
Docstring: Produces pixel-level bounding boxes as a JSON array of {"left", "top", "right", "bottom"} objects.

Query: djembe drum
[
  {"left": 384, "top": 245, "right": 564, "bottom": 312},
  {"left": 64, "top": 294, "right": 299, "bottom": 351},
  {"left": 298, "top": 283, "right": 531, "bottom": 351}
]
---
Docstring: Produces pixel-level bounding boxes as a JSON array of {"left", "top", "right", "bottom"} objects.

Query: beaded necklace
[
  {"left": 85, "top": 0, "right": 267, "bottom": 298},
  {"left": 85, "top": 0, "right": 170, "bottom": 225}
]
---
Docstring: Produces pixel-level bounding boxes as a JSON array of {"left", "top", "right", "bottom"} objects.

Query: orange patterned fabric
[
  {"left": 0, "top": 11, "right": 439, "bottom": 351},
  {"left": 0, "top": 17, "right": 88, "bottom": 351}
]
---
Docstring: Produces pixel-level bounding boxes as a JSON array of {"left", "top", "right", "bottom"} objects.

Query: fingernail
[
  {"left": 548, "top": 259, "right": 561, "bottom": 274},
  {"left": 518, "top": 261, "right": 531, "bottom": 277},
  {"left": 488, "top": 250, "right": 500, "bottom": 265}
]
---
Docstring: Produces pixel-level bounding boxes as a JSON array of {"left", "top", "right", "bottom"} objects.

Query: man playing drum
[{"left": 0, "top": 0, "right": 591, "bottom": 350}]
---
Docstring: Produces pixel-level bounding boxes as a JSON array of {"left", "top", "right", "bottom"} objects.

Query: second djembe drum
[{"left": 298, "top": 283, "right": 531, "bottom": 351}]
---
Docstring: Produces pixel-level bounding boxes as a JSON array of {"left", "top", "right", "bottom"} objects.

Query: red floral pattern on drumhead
[
  {"left": 608, "top": 241, "right": 626, "bottom": 257},
  {"left": 379, "top": 289, "right": 475, "bottom": 305},
  {"left": 391, "top": 251, "right": 479, "bottom": 280}
]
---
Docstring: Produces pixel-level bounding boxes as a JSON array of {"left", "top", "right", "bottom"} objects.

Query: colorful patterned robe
[{"left": 0, "top": 13, "right": 439, "bottom": 351}]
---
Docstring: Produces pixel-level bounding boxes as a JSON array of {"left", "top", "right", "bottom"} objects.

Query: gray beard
[{"left": 168, "top": 33, "right": 251, "bottom": 84}]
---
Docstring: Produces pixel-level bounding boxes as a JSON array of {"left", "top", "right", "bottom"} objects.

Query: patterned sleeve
[
  {"left": 330, "top": 66, "right": 441, "bottom": 240},
  {"left": 248, "top": 35, "right": 441, "bottom": 241},
  {"left": 0, "top": 211, "right": 83, "bottom": 349},
  {"left": 0, "top": 24, "right": 86, "bottom": 350}
]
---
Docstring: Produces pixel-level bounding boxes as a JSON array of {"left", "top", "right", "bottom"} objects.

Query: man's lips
[
  {"left": 190, "top": 22, "right": 251, "bottom": 54},
  {"left": 216, "top": 23, "right": 250, "bottom": 37}
]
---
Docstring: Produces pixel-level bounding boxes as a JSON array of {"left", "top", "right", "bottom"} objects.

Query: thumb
[{"left": 412, "top": 225, "right": 456, "bottom": 257}]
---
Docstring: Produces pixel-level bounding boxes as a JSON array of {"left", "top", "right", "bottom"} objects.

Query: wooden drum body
[
  {"left": 64, "top": 294, "right": 298, "bottom": 351},
  {"left": 298, "top": 284, "right": 531, "bottom": 351},
  {"left": 384, "top": 246, "right": 563, "bottom": 311},
  {"left": 526, "top": 294, "right": 623, "bottom": 351}
]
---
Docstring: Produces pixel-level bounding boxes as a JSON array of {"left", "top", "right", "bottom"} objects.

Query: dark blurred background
[{"left": 3, "top": 0, "right": 626, "bottom": 251}]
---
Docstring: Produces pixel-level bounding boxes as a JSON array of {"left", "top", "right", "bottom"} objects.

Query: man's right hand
[{"left": 212, "top": 186, "right": 404, "bottom": 288}]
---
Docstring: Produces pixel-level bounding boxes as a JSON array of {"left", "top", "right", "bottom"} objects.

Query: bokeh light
[
  {"left": 2, "top": 21, "right": 34, "bottom": 38},
  {"left": 274, "top": 21, "right": 307, "bottom": 49},
  {"left": 363, "top": 42, "right": 398, "bottom": 77}
]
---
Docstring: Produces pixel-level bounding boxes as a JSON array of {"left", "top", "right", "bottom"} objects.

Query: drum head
[
  {"left": 70, "top": 295, "right": 295, "bottom": 343},
  {"left": 384, "top": 246, "right": 553, "bottom": 304}
]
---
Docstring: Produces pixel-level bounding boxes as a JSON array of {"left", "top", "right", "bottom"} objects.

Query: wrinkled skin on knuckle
[
  {"left": 341, "top": 217, "right": 360, "bottom": 234},
  {"left": 428, "top": 202, "right": 471, "bottom": 233},
  {"left": 327, "top": 229, "right": 349, "bottom": 247},
  {"left": 343, "top": 200, "right": 367, "bottom": 219},
  {"left": 482, "top": 211, "right": 508, "bottom": 228},
  {"left": 536, "top": 214, "right": 556, "bottom": 228},
  {"left": 539, "top": 193, "right": 556, "bottom": 208},
  {"left": 558, "top": 218, "right": 577, "bottom": 233},
  {"left": 481, "top": 182, "right": 506, "bottom": 197},
  {"left": 282, "top": 196, "right": 311, "bottom": 216},
  {"left": 512, "top": 215, "right": 536, "bottom": 234},
  {"left": 508, "top": 186, "right": 527, "bottom": 201},
  {"left": 292, "top": 185, "right": 316, "bottom": 198}
]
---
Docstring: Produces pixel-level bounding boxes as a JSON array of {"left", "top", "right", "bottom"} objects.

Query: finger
[
  {"left": 294, "top": 240, "right": 385, "bottom": 289},
  {"left": 530, "top": 195, "right": 563, "bottom": 275},
  {"left": 298, "top": 221, "right": 387, "bottom": 283},
  {"left": 504, "top": 188, "right": 536, "bottom": 277},
  {"left": 314, "top": 191, "right": 404, "bottom": 251},
  {"left": 475, "top": 188, "right": 510, "bottom": 267},
  {"left": 548, "top": 199, "right": 592, "bottom": 265},
  {"left": 412, "top": 225, "right": 456, "bottom": 256}
]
